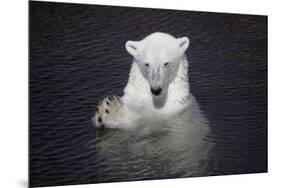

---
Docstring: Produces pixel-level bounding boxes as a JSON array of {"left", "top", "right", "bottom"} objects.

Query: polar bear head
[{"left": 125, "top": 32, "right": 189, "bottom": 97}]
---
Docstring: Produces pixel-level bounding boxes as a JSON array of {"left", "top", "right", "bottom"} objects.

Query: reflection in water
[{"left": 91, "top": 104, "right": 214, "bottom": 181}]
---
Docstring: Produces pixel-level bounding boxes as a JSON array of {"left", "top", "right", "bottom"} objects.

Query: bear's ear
[
  {"left": 125, "top": 40, "right": 139, "bottom": 57},
  {"left": 177, "top": 37, "right": 190, "bottom": 53}
]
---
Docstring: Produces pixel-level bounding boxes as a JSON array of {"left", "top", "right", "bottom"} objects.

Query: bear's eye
[
  {"left": 164, "top": 62, "right": 169, "bottom": 67},
  {"left": 145, "top": 63, "right": 150, "bottom": 67}
]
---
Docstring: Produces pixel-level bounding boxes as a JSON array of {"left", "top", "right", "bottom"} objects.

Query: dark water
[{"left": 29, "top": 1, "right": 267, "bottom": 187}]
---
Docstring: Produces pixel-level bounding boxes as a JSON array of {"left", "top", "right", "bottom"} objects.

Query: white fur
[{"left": 93, "top": 32, "right": 205, "bottom": 131}]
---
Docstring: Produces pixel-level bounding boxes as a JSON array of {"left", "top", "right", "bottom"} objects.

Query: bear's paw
[{"left": 93, "top": 96, "right": 124, "bottom": 129}]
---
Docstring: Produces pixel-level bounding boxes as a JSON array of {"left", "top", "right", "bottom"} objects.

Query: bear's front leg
[{"left": 92, "top": 96, "right": 137, "bottom": 130}]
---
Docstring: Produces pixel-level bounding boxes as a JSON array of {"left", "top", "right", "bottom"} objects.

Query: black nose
[{"left": 151, "top": 88, "right": 162, "bottom": 96}]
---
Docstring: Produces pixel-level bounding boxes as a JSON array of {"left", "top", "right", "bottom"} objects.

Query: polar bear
[
  {"left": 92, "top": 33, "right": 212, "bottom": 177},
  {"left": 93, "top": 32, "right": 206, "bottom": 131}
]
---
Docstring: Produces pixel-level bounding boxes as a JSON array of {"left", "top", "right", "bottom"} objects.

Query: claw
[
  {"left": 106, "top": 100, "right": 110, "bottom": 105},
  {"left": 108, "top": 96, "right": 113, "bottom": 101}
]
